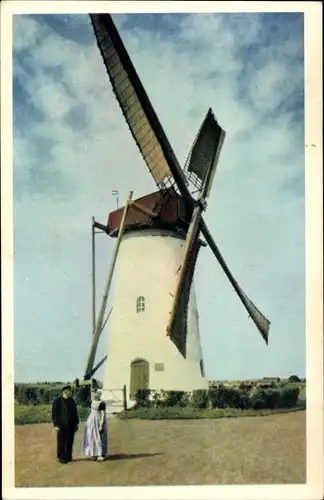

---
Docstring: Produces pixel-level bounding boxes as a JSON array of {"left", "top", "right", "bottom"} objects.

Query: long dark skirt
[{"left": 57, "top": 425, "right": 75, "bottom": 462}]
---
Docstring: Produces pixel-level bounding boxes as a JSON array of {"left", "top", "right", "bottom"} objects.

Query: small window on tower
[
  {"left": 200, "top": 360, "right": 205, "bottom": 378},
  {"left": 136, "top": 296, "right": 145, "bottom": 313}
]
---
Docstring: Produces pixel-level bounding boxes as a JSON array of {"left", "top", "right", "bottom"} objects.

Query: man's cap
[{"left": 62, "top": 384, "right": 72, "bottom": 392}]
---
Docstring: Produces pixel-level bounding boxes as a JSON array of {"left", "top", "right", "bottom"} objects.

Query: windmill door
[{"left": 130, "top": 359, "right": 149, "bottom": 400}]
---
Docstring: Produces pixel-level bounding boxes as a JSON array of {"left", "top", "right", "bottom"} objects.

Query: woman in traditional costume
[{"left": 81, "top": 397, "right": 108, "bottom": 461}]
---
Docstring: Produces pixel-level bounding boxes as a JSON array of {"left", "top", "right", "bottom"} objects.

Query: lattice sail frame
[
  {"left": 171, "top": 239, "right": 202, "bottom": 357},
  {"left": 90, "top": 14, "right": 181, "bottom": 198},
  {"left": 183, "top": 108, "right": 225, "bottom": 199}
]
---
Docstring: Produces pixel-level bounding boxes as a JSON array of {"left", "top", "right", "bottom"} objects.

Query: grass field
[{"left": 15, "top": 410, "right": 306, "bottom": 487}]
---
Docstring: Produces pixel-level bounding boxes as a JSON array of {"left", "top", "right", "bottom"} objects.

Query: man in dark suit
[{"left": 52, "top": 385, "right": 79, "bottom": 464}]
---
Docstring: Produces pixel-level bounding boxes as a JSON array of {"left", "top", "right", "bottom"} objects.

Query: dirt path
[{"left": 15, "top": 411, "right": 306, "bottom": 487}]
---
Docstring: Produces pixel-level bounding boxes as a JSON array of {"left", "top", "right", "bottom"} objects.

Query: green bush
[
  {"left": 164, "top": 391, "right": 189, "bottom": 407},
  {"left": 209, "top": 385, "right": 249, "bottom": 409},
  {"left": 249, "top": 389, "right": 280, "bottom": 410},
  {"left": 135, "top": 389, "right": 151, "bottom": 407},
  {"left": 181, "top": 391, "right": 191, "bottom": 407},
  {"left": 14, "top": 382, "right": 94, "bottom": 407},
  {"left": 236, "top": 390, "right": 251, "bottom": 409},
  {"left": 15, "top": 383, "right": 67, "bottom": 406},
  {"left": 152, "top": 390, "right": 164, "bottom": 407},
  {"left": 15, "top": 385, "right": 39, "bottom": 405},
  {"left": 262, "top": 389, "right": 281, "bottom": 409},
  {"left": 192, "top": 389, "right": 209, "bottom": 409},
  {"left": 277, "top": 387, "right": 300, "bottom": 408},
  {"left": 249, "top": 387, "right": 300, "bottom": 410},
  {"left": 209, "top": 387, "right": 225, "bottom": 408},
  {"left": 249, "top": 390, "right": 267, "bottom": 410},
  {"left": 288, "top": 375, "right": 301, "bottom": 383}
]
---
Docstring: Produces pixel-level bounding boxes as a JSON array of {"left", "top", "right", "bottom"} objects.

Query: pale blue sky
[{"left": 13, "top": 13, "right": 305, "bottom": 383}]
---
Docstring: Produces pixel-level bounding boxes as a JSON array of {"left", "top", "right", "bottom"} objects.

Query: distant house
[{"left": 262, "top": 377, "right": 281, "bottom": 383}]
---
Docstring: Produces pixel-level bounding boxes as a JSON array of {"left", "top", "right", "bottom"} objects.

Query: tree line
[{"left": 14, "top": 382, "right": 93, "bottom": 407}]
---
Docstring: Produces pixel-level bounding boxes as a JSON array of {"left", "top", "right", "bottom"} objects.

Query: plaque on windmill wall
[{"left": 154, "top": 363, "right": 164, "bottom": 372}]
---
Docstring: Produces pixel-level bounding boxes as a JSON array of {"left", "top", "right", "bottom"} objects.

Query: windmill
[{"left": 79, "top": 14, "right": 270, "bottom": 411}]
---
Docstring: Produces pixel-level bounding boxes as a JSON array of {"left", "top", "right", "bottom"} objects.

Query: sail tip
[{"left": 263, "top": 332, "right": 269, "bottom": 345}]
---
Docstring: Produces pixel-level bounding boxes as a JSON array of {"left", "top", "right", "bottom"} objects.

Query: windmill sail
[
  {"left": 201, "top": 219, "right": 270, "bottom": 343},
  {"left": 169, "top": 239, "right": 202, "bottom": 357},
  {"left": 167, "top": 204, "right": 202, "bottom": 348},
  {"left": 167, "top": 111, "right": 225, "bottom": 347},
  {"left": 90, "top": 14, "right": 190, "bottom": 199},
  {"left": 184, "top": 108, "right": 225, "bottom": 198}
]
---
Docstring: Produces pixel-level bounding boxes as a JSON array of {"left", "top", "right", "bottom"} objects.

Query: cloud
[
  {"left": 13, "top": 14, "right": 42, "bottom": 50},
  {"left": 13, "top": 13, "right": 305, "bottom": 382}
]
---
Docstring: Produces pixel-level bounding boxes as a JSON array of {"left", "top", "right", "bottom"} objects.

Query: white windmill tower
[{"left": 79, "top": 14, "right": 270, "bottom": 412}]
